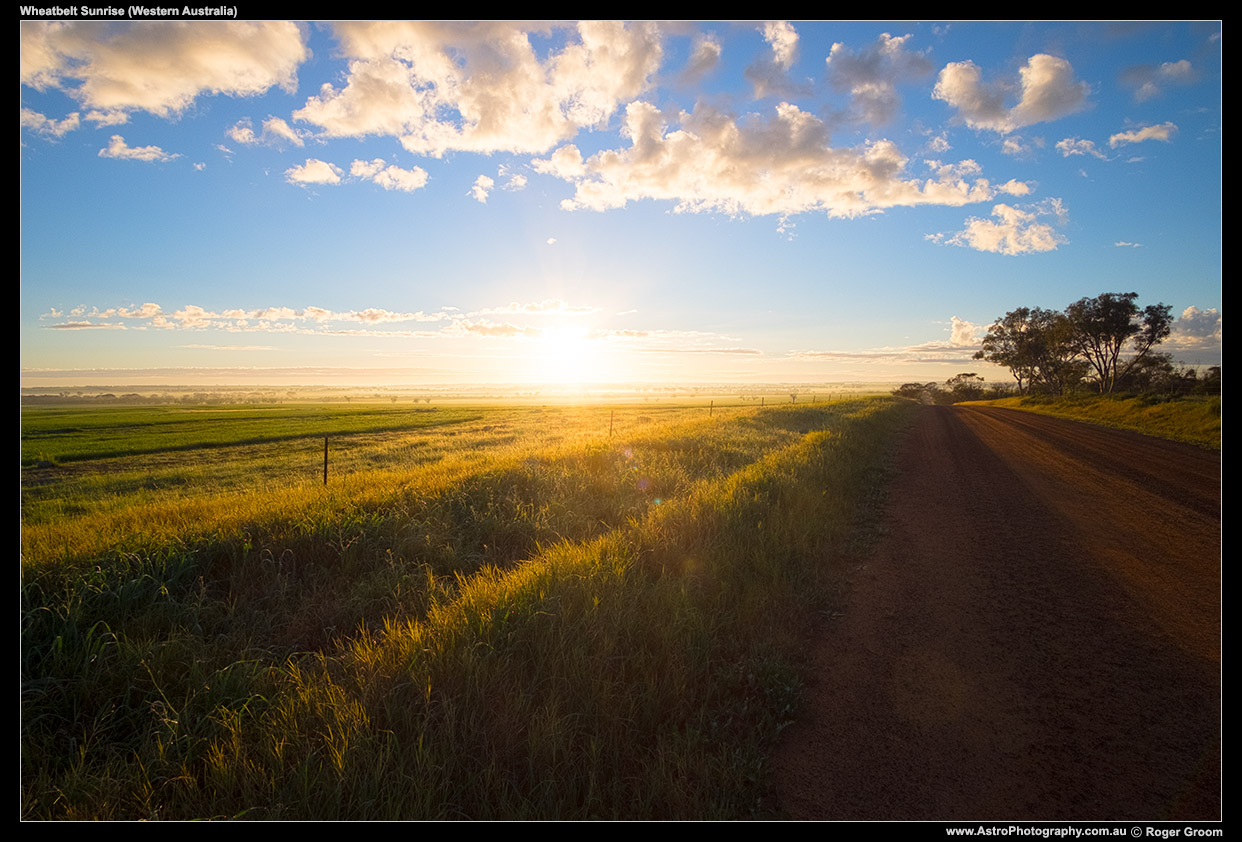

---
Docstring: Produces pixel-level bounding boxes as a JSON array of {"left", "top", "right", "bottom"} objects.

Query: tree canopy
[{"left": 975, "top": 292, "right": 1172, "bottom": 394}]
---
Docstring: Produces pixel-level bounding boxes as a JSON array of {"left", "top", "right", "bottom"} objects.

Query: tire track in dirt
[{"left": 771, "top": 405, "right": 1220, "bottom": 820}]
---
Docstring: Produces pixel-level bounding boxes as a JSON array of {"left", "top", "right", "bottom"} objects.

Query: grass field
[
  {"left": 970, "top": 394, "right": 1221, "bottom": 449},
  {"left": 22, "top": 397, "right": 915, "bottom": 819}
]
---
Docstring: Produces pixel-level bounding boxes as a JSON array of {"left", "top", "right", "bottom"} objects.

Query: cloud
[
  {"left": 934, "top": 54, "right": 1089, "bottom": 133},
  {"left": 537, "top": 101, "right": 1018, "bottom": 219},
  {"left": 1109, "top": 121, "right": 1177, "bottom": 148},
  {"left": 1166, "top": 305, "right": 1221, "bottom": 350},
  {"left": 20, "top": 107, "right": 79, "bottom": 137},
  {"left": 762, "top": 20, "right": 798, "bottom": 69},
  {"left": 285, "top": 158, "right": 343, "bottom": 185},
  {"left": 226, "top": 119, "right": 257, "bottom": 144},
  {"left": 998, "top": 179, "right": 1031, "bottom": 196},
  {"left": 20, "top": 21, "right": 308, "bottom": 118},
  {"left": 49, "top": 303, "right": 452, "bottom": 335},
  {"left": 938, "top": 199, "right": 1068, "bottom": 255},
  {"left": 745, "top": 21, "right": 805, "bottom": 98},
  {"left": 949, "top": 316, "right": 982, "bottom": 346},
  {"left": 350, "top": 158, "right": 429, "bottom": 192},
  {"left": 1001, "top": 135, "right": 1044, "bottom": 157},
  {"left": 1121, "top": 59, "right": 1194, "bottom": 102},
  {"left": 228, "top": 115, "right": 306, "bottom": 147},
  {"left": 98, "top": 134, "right": 178, "bottom": 162},
  {"left": 681, "top": 33, "right": 721, "bottom": 84},
  {"left": 293, "top": 21, "right": 662, "bottom": 157},
  {"left": 1056, "top": 137, "right": 1108, "bottom": 159},
  {"left": 1114, "top": 241, "right": 1141, "bottom": 248},
  {"left": 825, "top": 32, "right": 932, "bottom": 126},
  {"left": 262, "top": 116, "right": 302, "bottom": 146},
  {"left": 45, "top": 320, "right": 126, "bottom": 330},
  {"left": 448, "top": 319, "right": 542, "bottom": 339},
  {"left": 470, "top": 174, "right": 495, "bottom": 203},
  {"left": 502, "top": 172, "right": 527, "bottom": 191},
  {"left": 84, "top": 109, "right": 128, "bottom": 126}
]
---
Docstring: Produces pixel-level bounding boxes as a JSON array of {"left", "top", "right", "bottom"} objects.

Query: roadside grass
[
  {"left": 973, "top": 394, "right": 1220, "bottom": 449},
  {"left": 22, "top": 398, "right": 914, "bottom": 819}
]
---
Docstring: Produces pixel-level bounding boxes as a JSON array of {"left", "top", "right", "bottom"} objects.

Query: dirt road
[{"left": 772, "top": 405, "right": 1220, "bottom": 820}]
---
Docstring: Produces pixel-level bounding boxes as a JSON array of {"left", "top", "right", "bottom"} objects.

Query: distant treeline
[{"left": 895, "top": 363, "right": 1220, "bottom": 406}]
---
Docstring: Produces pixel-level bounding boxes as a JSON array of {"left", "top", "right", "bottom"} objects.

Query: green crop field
[{"left": 21, "top": 397, "right": 915, "bottom": 820}]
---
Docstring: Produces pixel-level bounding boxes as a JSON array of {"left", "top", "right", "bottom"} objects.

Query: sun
[{"left": 534, "top": 325, "right": 596, "bottom": 383}]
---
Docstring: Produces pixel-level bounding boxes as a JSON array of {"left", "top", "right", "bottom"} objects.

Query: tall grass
[
  {"left": 23, "top": 398, "right": 914, "bottom": 819},
  {"left": 976, "top": 394, "right": 1220, "bottom": 448}
]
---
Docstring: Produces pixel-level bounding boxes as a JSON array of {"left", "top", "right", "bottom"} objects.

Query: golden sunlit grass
[
  {"left": 976, "top": 394, "right": 1220, "bottom": 449},
  {"left": 22, "top": 398, "right": 915, "bottom": 819}
]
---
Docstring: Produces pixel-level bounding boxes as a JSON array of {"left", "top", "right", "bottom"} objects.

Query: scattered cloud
[
  {"left": 20, "top": 107, "right": 79, "bottom": 137},
  {"left": 98, "top": 134, "right": 178, "bottom": 162},
  {"left": 681, "top": 33, "right": 722, "bottom": 84},
  {"left": 745, "top": 20, "right": 806, "bottom": 98},
  {"left": 950, "top": 316, "right": 982, "bottom": 346},
  {"left": 350, "top": 158, "right": 429, "bottom": 192},
  {"left": 546, "top": 238, "right": 557, "bottom": 245},
  {"left": 1109, "top": 121, "right": 1177, "bottom": 148},
  {"left": 262, "top": 116, "right": 302, "bottom": 146},
  {"left": 934, "top": 54, "right": 1089, "bottom": 133},
  {"left": 293, "top": 21, "right": 662, "bottom": 157},
  {"left": 84, "top": 108, "right": 128, "bottom": 126},
  {"left": 537, "top": 101, "right": 1021, "bottom": 219},
  {"left": 825, "top": 32, "right": 932, "bottom": 126},
  {"left": 226, "top": 119, "right": 257, "bottom": 144},
  {"left": 20, "top": 21, "right": 308, "bottom": 118},
  {"left": 1056, "top": 137, "right": 1108, "bottom": 159},
  {"left": 470, "top": 174, "right": 495, "bottom": 203},
  {"left": 1121, "top": 59, "right": 1194, "bottom": 102},
  {"left": 448, "top": 319, "right": 542, "bottom": 339},
  {"left": 45, "top": 320, "right": 126, "bottom": 330},
  {"left": 228, "top": 116, "right": 306, "bottom": 147},
  {"left": 1114, "top": 241, "right": 1141, "bottom": 248},
  {"left": 285, "top": 158, "right": 343, "bottom": 185},
  {"left": 1000, "top": 135, "right": 1044, "bottom": 157},
  {"left": 935, "top": 199, "right": 1068, "bottom": 255}
]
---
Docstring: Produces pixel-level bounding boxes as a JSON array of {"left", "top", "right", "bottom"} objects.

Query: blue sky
[{"left": 20, "top": 20, "right": 1222, "bottom": 387}]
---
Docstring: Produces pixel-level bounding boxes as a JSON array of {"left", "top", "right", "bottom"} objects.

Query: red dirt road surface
[{"left": 772, "top": 405, "right": 1221, "bottom": 820}]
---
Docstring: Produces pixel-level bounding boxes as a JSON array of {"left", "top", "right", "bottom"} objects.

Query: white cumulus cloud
[
  {"left": 20, "top": 21, "right": 308, "bottom": 118},
  {"left": 470, "top": 174, "right": 495, "bottom": 203},
  {"left": 536, "top": 101, "right": 1018, "bottom": 220},
  {"left": 293, "top": 21, "right": 662, "bottom": 158},
  {"left": 20, "top": 107, "right": 80, "bottom": 137},
  {"left": 934, "top": 54, "right": 1089, "bottom": 133},
  {"left": 98, "top": 134, "right": 178, "bottom": 162},
  {"left": 941, "top": 199, "right": 1068, "bottom": 255},
  {"left": 285, "top": 158, "right": 343, "bottom": 185},
  {"left": 350, "top": 158, "right": 429, "bottom": 192}
]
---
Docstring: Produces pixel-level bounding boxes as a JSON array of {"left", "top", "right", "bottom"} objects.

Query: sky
[{"left": 19, "top": 20, "right": 1222, "bottom": 388}]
